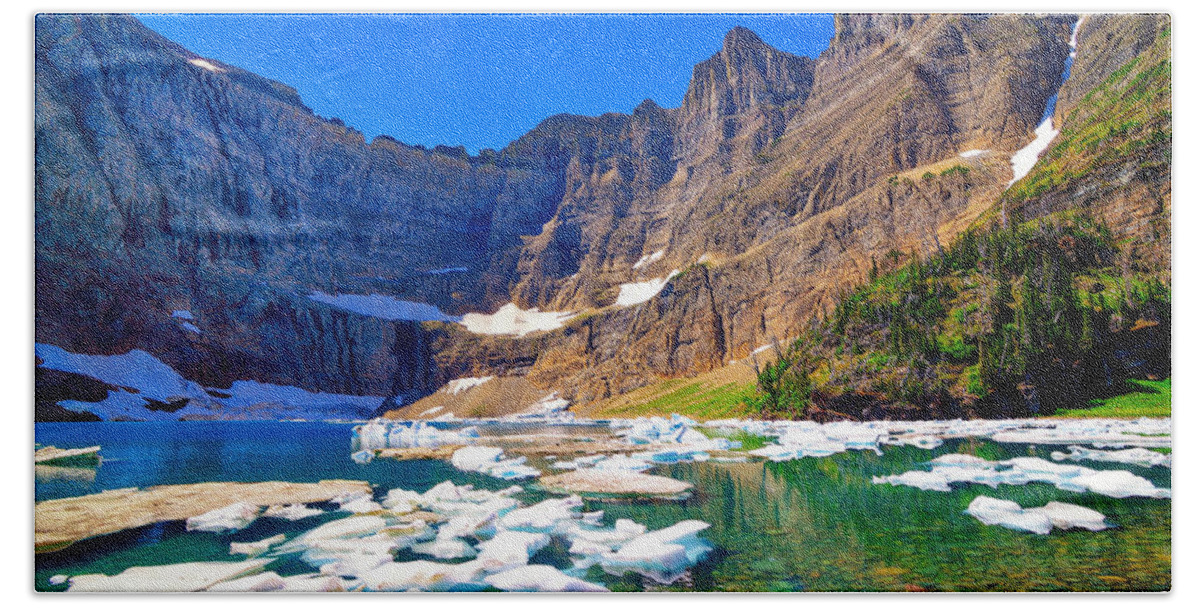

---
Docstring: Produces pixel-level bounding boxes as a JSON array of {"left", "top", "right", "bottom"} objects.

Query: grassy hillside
[{"left": 745, "top": 212, "right": 1169, "bottom": 421}]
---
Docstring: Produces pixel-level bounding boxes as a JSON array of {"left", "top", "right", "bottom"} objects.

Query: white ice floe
[
  {"left": 615, "top": 271, "right": 680, "bottom": 307},
  {"left": 965, "top": 496, "right": 1108, "bottom": 534},
  {"left": 873, "top": 455, "right": 1170, "bottom": 499},
  {"left": 206, "top": 571, "right": 286, "bottom": 592},
  {"left": 450, "top": 446, "right": 541, "bottom": 480},
  {"left": 263, "top": 503, "right": 325, "bottom": 521},
  {"left": 959, "top": 149, "right": 988, "bottom": 158},
  {"left": 444, "top": 376, "right": 494, "bottom": 395},
  {"left": 308, "top": 291, "right": 459, "bottom": 323},
  {"left": 352, "top": 419, "right": 479, "bottom": 450},
  {"left": 589, "top": 520, "right": 713, "bottom": 584},
  {"left": 67, "top": 559, "right": 272, "bottom": 592},
  {"left": 230, "top": 534, "right": 288, "bottom": 557},
  {"left": 632, "top": 249, "right": 665, "bottom": 270},
  {"left": 1052, "top": 445, "right": 1171, "bottom": 468},
  {"left": 460, "top": 303, "right": 575, "bottom": 337},
  {"left": 485, "top": 565, "right": 608, "bottom": 592},
  {"left": 187, "top": 502, "right": 261, "bottom": 533}
]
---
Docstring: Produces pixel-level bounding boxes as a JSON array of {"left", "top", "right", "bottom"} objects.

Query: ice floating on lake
[
  {"left": 450, "top": 446, "right": 541, "bottom": 480},
  {"left": 615, "top": 271, "right": 679, "bottom": 307},
  {"left": 230, "top": 534, "right": 287, "bottom": 557},
  {"left": 1052, "top": 445, "right": 1171, "bottom": 468},
  {"left": 590, "top": 520, "right": 713, "bottom": 584},
  {"left": 206, "top": 571, "right": 287, "bottom": 592},
  {"left": 460, "top": 303, "right": 575, "bottom": 337},
  {"left": 353, "top": 419, "right": 479, "bottom": 450},
  {"left": 186, "top": 502, "right": 261, "bottom": 533},
  {"left": 966, "top": 496, "right": 1109, "bottom": 534},
  {"left": 485, "top": 565, "right": 608, "bottom": 592},
  {"left": 874, "top": 455, "right": 1170, "bottom": 499},
  {"left": 264, "top": 503, "right": 324, "bottom": 521},
  {"left": 67, "top": 559, "right": 273, "bottom": 592}
]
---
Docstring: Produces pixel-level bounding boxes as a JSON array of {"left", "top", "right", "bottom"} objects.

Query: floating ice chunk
[
  {"left": 280, "top": 515, "right": 388, "bottom": 551},
  {"left": 357, "top": 560, "right": 461, "bottom": 592},
  {"left": 205, "top": 571, "right": 286, "bottom": 592},
  {"left": 460, "top": 303, "right": 575, "bottom": 337},
  {"left": 499, "top": 496, "right": 584, "bottom": 532},
  {"left": 485, "top": 565, "right": 608, "bottom": 592},
  {"left": 930, "top": 454, "right": 996, "bottom": 467},
  {"left": 1033, "top": 501, "right": 1109, "bottom": 531},
  {"left": 632, "top": 249, "right": 665, "bottom": 270},
  {"left": 48, "top": 575, "right": 68, "bottom": 586},
  {"left": 186, "top": 502, "right": 261, "bottom": 533},
  {"left": 598, "top": 520, "right": 712, "bottom": 584},
  {"left": 67, "top": 559, "right": 273, "bottom": 592},
  {"left": 1052, "top": 445, "right": 1171, "bottom": 468},
  {"left": 475, "top": 530, "right": 551, "bottom": 570},
  {"left": 278, "top": 574, "right": 345, "bottom": 592},
  {"left": 308, "top": 291, "right": 459, "bottom": 323},
  {"left": 615, "top": 271, "right": 679, "bottom": 307},
  {"left": 382, "top": 488, "right": 423, "bottom": 514},
  {"left": 1063, "top": 469, "right": 1171, "bottom": 499},
  {"left": 444, "top": 376, "right": 494, "bottom": 395},
  {"left": 230, "top": 534, "right": 287, "bottom": 557},
  {"left": 966, "top": 496, "right": 1109, "bottom": 534},
  {"left": 339, "top": 496, "right": 384, "bottom": 514},
  {"left": 873, "top": 470, "right": 953, "bottom": 492},
  {"left": 449, "top": 446, "right": 541, "bottom": 480},
  {"left": 966, "top": 496, "right": 1052, "bottom": 534},
  {"left": 263, "top": 503, "right": 324, "bottom": 521},
  {"left": 412, "top": 537, "right": 478, "bottom": 560},
  {"left": 350, "top": 449, "right": 373, "bottom": 464},
  {"left": 353, "top": 419, "right": 476, "bottom": 450},
  {"left": 593, "top": 454, "right": 654, "bottom": 472}
]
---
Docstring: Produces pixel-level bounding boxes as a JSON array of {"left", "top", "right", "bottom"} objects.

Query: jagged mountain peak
[
  {"left": 681, "top": 26, "right": 815, "bottom": 124},
  {"left": 721, "top": 25, "right": 767, "bottom": 52}
]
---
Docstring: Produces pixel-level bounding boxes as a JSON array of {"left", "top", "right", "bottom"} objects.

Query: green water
[{"left": 34, "top": 423, "right": 1171, "bottom": 592}]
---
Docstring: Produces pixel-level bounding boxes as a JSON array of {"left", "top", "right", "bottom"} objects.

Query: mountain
[{"left": 34, "top": 13, "right": 1170, "bottom": 420}]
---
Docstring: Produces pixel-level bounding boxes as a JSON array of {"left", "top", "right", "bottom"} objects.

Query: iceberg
[
  {"left": 186, "top": 502, "right": 261, "bottom": 533},
  {"left": 484, "top": 565, "right": 608, "bottom": 592}
]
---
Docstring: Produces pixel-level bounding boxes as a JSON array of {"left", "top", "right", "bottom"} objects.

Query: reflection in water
[
  {"left": 35, "top": 465, "right": 97, "bottom": 483},
  {"left": 35, "top": 423, "right": 1170, "bottom": 592}
]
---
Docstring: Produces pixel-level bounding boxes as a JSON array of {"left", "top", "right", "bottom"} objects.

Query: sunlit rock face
[{"left": 36, "top": 14, "right": 1166, "bottom": 416}]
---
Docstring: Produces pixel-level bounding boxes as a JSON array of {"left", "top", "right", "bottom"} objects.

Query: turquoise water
[{"left": 34, "top": 422, "right": 1171, "bottom": 592}]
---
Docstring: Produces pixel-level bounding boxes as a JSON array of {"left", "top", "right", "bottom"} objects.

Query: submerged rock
[{"left": 539, "top": 470, "right": 693, "bottom": 498}]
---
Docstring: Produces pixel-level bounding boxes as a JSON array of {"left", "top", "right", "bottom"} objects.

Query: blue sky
[{"left": 137, "top": 13, "right": 835, "bottom": 153}]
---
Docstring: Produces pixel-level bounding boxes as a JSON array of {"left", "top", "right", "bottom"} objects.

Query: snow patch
[
  {"left": 632, "top": 249, "right": 665, "bottom": 270},
  {"left": 460, "top": 303, "right": 574, "bottom": 337},
  {"left": 443, "top": 376, "right": 494, "bottom": 395},
  {"left": 959, "top": 149, "right": 987, "bottom": 158},
  {"left": 187, "top": 58, "right": 226, "bottom": 73},
  {"left": 171, "top": 310, "right": 195, "bottom": 320},
  {"left": 615, "top": 270, "right": 680, "bottom": 307},
  {"left": 308, "top": 291, "right": 459, "bottom": 323},
  {"left": 426, "top": 266, "right": 469, "bottom": 275}
]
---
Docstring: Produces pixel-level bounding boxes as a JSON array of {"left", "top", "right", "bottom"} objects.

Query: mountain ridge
[{"left": 34, "top": 13, "right": 1170, "bottom": 420}]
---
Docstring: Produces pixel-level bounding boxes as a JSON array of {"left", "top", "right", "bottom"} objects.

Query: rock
[{"left": 539, "top": 470, "right": 693, "bottom": 497}]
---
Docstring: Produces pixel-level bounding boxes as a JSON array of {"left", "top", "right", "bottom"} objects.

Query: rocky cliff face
[{"left": 35, "top": 13, "right": 1168, "bottom": 416}]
